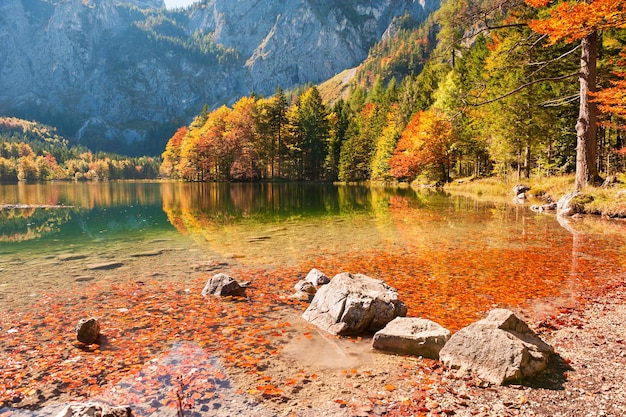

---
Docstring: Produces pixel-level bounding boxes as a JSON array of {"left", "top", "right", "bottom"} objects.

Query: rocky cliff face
[{"left": 0, "top": 0, "right": 440, "bottom": 154}]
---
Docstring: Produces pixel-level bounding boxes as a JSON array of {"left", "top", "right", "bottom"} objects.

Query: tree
[
  {"left": 470, "top": 26, "right": 565, "bottom": 180},
  {"left": 196, "top": 105, "right": 232, "bottom": 180},
  {"left": 325, "top": 99, "right": 351, "bottom": 181},
  {"left": 266, "top": 87, "right": 289, "bottom": 178},
  {"left": 17, "top": 156, "right": 38, "bottom": 182},
  {"left": 160, "top": 126, "right": 188, "bottom": 179},
  {"left": 338, "top": 103, "right": 380, "bottom": 182},
  {"left": 370, "top": 106, "right": 402, "bottom": 181},
  {"left": 227, "top": 96, "right": 260, "bottom": 181},
  {"left": 525, "top": 0, "right": 626, "bottom": 189},
  {"left": 390, "top": 109, "right": 455, "bottom": 183},
  {"left": 297, "top": 87, "right": 330, "bottom": 180},
  {"left": 0, "top": 157, "right": 17, "bottom": 182},
  {"left": 593, "top": 51, "right": 626, "bottom": 128}
]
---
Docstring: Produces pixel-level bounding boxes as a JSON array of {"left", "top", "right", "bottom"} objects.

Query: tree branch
[
  {"left": 472, "top": 72, "right": 580, "bottom": 106},
  {"left": 539, "top": 93, "right": 579, "bottom": 107},
  {"left": 527, "top": 44, "right": 581, "bottom": 79}
]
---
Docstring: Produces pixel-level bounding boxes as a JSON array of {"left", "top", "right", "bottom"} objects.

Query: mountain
[{"left": 0, "top": 0, "right": 440, "bottom": 155}]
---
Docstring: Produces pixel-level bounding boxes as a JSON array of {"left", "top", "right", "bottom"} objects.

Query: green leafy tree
[
  {"left": 266, "top": 87, "right": 289, "bottom": 178},
  {"left": 338, "top": 103, "right": 379, "bottom": 182},
  {"left": 324, "top": 99, "right": 351, "bottom": 181}
]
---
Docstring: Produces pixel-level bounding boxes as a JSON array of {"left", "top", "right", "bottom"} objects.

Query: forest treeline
[
  {"left": 0, "top": 117, "right": 160, "bottom": 182},
  {"left": 162, "top": 0, "right": 626, "bottom": 186}
]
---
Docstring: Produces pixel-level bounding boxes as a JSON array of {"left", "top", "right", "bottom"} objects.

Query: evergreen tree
[{"left": 295, "top": 87, "right": 330, "bottom": 180}]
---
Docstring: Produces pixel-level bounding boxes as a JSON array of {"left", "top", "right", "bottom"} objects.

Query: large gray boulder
[
  {"left": 439, "top": 309, "right": 554, "bottom": 385},
  {"left": 302, "top": 273, "right": 407, "bottom": 336},
  {"left": 291, "top": 280, "right": 317, "bottom": 302},
  {"left": 372, "top": 317, "right": 450, "bottom": 359},
  {"left": 201, "top": 273, "right": 246, "bottom": 297}
]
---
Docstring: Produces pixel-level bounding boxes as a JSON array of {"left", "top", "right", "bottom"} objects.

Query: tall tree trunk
[{"left": 575, "top": 31, "right": 599, "bottom": 190}]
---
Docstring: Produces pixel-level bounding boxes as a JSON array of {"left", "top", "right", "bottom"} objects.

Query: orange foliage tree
[
  {"left": 226, "top": 96, "right": 261, "bottom": 181},
  {"left": 196, "top": 106, "right": 232, "bottom": 181},
  {"left": 160, "top": 126, "right": 188, "bottom": 179},
  {"left": 525, "top": 0, "right": 626, "bottom": 189},
  {"left": 389, "top": 109, "right": 454, "bottom": 182},
  {"left": 593, "top": 51, "right": 626, "bottom": 128}
]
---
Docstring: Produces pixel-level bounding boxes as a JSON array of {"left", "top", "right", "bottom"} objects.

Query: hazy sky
[{"left": 163, "top": 0, "right": 197, "bottom": 9}]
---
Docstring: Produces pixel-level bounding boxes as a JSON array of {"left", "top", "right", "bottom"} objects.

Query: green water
[
  {"left": 0, "top": 181, "right": 481, "bottom": 257},
  {"left": 1, "top": 181, "right": 625, "bottom": 309}
]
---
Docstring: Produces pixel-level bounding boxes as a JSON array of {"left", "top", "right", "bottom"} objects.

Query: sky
[{"left": 163, "top": 0, "right": 197, "bottom": 9}]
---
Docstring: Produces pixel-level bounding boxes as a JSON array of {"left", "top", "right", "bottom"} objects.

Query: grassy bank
[{"left": 443, "top": 174, "right": 626, "bottom": 218}]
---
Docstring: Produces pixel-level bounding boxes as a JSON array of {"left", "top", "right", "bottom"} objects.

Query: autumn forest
[{"left": 161, "top": 0, "right": 626, "bottom": 188}]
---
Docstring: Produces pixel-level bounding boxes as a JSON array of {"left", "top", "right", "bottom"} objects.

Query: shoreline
[{"left": 443, "top": 175, "right": 626, "bottom": 219}]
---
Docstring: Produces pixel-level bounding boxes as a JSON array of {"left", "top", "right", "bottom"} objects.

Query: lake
[{"left": 1, "top": 181, "right": 625, "bottom": 416}]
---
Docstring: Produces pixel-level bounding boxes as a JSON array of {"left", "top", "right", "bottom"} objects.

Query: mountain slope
[{"left": 0, "top": 0, "right": 440, "bottom": 154}]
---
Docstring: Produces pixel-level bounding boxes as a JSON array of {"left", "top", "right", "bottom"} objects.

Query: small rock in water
[
  {"left": 247, "top": 236, "right": 271, "bottom": 242},
  {"left": 86, "top": 261, "right": 124, "bottom": 270},
  {"left": 304, "top": 268, "right": 331, "bottom": 286},
  {"left": 75, "top": 276, "right": 95, "bottom": 282},
  {"left": 201, "top": 273, "right": 247, "bottom": 297},
  {"left": 295, "top": 280, "right": 317, "bottom": 294},
  {"left": 130, "top": 250, "right": 163, "bottom": 257},
  {"left": 191, "top": 260, "right": 229, "bottom": 271},
  {"left": 76, "top": 318, "right": 100, "bottom": 345},
  {"left": 55, "top": 402, "right": 131, "bottom": 417},
  {"left": 57, "top": 254, "right": 88, "bottom": 261}
]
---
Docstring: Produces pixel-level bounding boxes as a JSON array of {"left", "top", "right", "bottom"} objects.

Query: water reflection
[
  {"left": 160, "top": 182, "right": 383, "bottom": 228},
  {"left": 0, "top": 206, "right": 76, "bottom": 243},
  {"left": 0, "top": 182, "right": 176, "bottom": 255},
  {"left": 0, "top": 182, "right": 164, "bottom": 209},
  {"left": 1, "top": 181, "right": 624, "bottom": 289}
]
